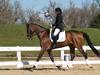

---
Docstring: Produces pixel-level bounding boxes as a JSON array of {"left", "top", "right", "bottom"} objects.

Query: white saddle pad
[{"left": 50, "top": 29, "right": 66, "bottom": 42}]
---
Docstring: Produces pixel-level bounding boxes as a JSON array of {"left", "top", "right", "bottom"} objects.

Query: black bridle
[
  {"left": 26, "top": 23, "right": 47, "bottom": 40},
  {"left": 26, "top": 24, "right": 36, "bottom": 40}
]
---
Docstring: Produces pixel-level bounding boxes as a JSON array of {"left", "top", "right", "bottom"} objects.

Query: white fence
[{"left": 0, "top": 46, "right": 100, "bottom": 69}]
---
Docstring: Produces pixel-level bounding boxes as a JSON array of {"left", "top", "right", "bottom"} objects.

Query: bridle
[{"left": 26, "top": 24, "right": 36, "bottom": 40}]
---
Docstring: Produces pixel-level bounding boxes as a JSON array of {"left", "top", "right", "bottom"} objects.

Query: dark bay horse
[{"left": 26, "top": 23, "right": 100, "bottom": 69}]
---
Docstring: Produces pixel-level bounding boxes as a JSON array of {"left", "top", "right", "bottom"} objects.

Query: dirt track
[
  {"left": 0, "top": 64, "right": 100, "bottom": 75},
  {"left": 0, "top": 57, "right": 100, "bottom": 75}
]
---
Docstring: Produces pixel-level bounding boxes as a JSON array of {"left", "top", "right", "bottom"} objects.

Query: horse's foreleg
[
  {"left": 47, "top": 50, "right": 62, "bottom": 70},
  {"left": 36, "top": 49, "right": 45, "bottom": 62},
  {"left": 32, "top": 49, "right": 45, "bottom": 70},
  {"left": 47, "top": 50, "right": 54, "bottom": 62}
]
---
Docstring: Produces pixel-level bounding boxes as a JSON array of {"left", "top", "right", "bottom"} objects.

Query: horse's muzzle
[{"left": 27, "top": 35, "right": 32, "bottom": 40}]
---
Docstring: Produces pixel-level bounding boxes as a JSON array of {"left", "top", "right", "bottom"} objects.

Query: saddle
[{"left": 50, "top": 28, "right": 66, "bottom": 42}]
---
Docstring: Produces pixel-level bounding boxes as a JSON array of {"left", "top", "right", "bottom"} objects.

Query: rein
[{"left": 30, "top": 23, "right": 48, "bottom": 35}]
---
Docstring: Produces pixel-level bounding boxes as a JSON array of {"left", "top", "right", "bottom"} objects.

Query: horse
[{"left": 26, "top": 23, "right": 100, "bottom": 69}]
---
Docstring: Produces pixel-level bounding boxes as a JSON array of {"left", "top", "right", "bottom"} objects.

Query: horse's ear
[{"left": 26, "top": 23, "right": 29, "bottom": 27}]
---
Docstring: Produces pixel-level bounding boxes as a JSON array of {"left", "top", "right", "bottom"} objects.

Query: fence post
[
  {"left": 61, "top": 50, "right": 64, "bottom": 61},
  {"left": 61, "top": 50, "right": 68, "bottom": 69},
  {"left": 16, "top": 46, "right": 23, "bottom": 69},
  {"left": 61, "top": 50, "right": 73, "bottom": 69}
]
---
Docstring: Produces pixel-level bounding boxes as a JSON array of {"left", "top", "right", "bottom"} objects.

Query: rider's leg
[
  {"left": 53, "top": 28, "right": 60, "bottom": 36},
  {"left": 52, "top": 28, "right": 60, "bottom": 49}
]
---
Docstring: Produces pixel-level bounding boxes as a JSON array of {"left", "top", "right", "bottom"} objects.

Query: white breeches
[{"left": 53, "top": 28, "right": 60, "bottom": 36}]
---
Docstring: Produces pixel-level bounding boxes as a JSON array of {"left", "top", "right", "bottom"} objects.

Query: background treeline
[
  {"left": 0, "top": 0, "right": 42, "bottom": 25},
  {"left": 0, "top": 0, "right": 100, "bottom": 28}
]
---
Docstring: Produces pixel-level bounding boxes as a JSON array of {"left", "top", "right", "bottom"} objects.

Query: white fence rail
[{"left": 0, "top": 46, "right": 100, "bottom": 69}]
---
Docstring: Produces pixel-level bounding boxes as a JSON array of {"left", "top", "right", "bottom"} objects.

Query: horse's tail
[{"left": 83, "top": 32, "right": 100, "bottom": 57}]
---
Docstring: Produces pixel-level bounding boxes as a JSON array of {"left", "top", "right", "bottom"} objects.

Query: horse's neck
[
  {"left": 32, "top": 25, "right": 49, "bottom": 40},
  {"left": 33, "top": 25, "right": 46, "bottom": 34}
]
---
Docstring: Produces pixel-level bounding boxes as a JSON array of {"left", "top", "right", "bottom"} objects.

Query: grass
[
  {"left": 0, "top": 24, "right": 39, "bottom": 46},
  {"left": 0, "top": 24, "right": 100, "bottom": 46}
]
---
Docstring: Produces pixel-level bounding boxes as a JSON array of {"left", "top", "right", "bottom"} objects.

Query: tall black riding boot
[
  {"left": 52, "top": 36, "right": 58, "bottom": 49},
  {"left": 52, "top": 41, "right": 57, "bottom": 49}
]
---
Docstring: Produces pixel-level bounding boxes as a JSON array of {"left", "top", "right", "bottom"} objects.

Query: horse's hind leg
[
  {"left": 69, "top": 44, "right": 75, "bottom": 61},
  {"left": 78, "top": 47, "right": 92, "bottom": 68}
]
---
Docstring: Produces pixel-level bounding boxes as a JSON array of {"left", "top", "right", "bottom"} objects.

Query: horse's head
[
  {"left": 26, "top": 23, "right": 47, "bottom": 40},
  {"left": 26, "top": 23, "right": 35, "bottom": 40}
]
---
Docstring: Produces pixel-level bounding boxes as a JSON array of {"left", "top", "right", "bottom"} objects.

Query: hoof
[
  {"left": 33, "top": 65, "right": 36, "bottom": 69},
  {"left": 30, "top": 65, "right": 36, "bottom": 71},
  {"left": 86, "top": 64, "right": 93, "bottom": 69},
  {"left": 62, "top": 65, "right": 70, "bottom": 70},
  {"left": 89, "top": 65, "right": 93, "bottom": 68},
  {"left": 56, "top": 66, "right": 62, "bottom": 70}
]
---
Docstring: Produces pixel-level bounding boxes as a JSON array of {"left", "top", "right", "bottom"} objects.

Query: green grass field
[
  {"left": 0, "top": 24, "right": 100, "bottom": 46},
  {"left": 0, "top": 24, "right": 100, "bottom": 60},
  {"left": 0, "top": 24, "right": 39, "bottom": 46}
]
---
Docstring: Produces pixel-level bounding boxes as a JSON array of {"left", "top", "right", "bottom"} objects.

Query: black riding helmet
[{"left": 55, "top": 7, "right": 62, "bottom": 14}]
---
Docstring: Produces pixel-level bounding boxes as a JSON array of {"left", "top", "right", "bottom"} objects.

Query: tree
[
  {"left": 94, "top": 0, "right": 100, "bottom": 7},
  {"left": 90, "top": 13, "right": 100, "bottom": 28},
  {"left": 13, "top": 0, "right": 25, "bottom": 23},
  {"left": 63, "top": 0, "right": 76, "bottom": 28},
  {"left": 24, "top": 8, "right": 43, "bottom": 24},
  {"left": 89, "top": 0, "right": 100, "bottom": 28},
  {"left": 0, "top": 0, "right": 14, "bottom": 24},
  {"left": 63, "top": 0, "right": 99, "bottom": 28}
]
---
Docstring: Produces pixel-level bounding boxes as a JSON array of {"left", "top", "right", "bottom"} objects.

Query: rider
[{"left": 51, "top": 7, "right": 64, "bottom": 49}]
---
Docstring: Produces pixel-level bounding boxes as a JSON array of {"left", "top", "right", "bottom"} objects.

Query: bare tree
[
  {"left": 13, "top": 0, "right": 25, "bottom": 23},
  {"left": 42, "top": 0, "right": 61, "bottom": 26},
  {"left": 0, "top": 0, "right": 14, "bottom": 24},
  {"left": 63, "top": 0, "right": 99, "bottom": 28},
  {"left": 63, "top": 0, "right": 76, "bottom": 28},
  {"left": 94, "top": 0, "right": 100, "bottom": 7},
  {"left": 24, "top": 8, "right": 42, "bottom": 24}
]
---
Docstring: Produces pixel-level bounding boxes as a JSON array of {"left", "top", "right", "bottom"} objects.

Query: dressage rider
[{"left": 51, "top": 7, "right": 64, "bottom": 48}]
